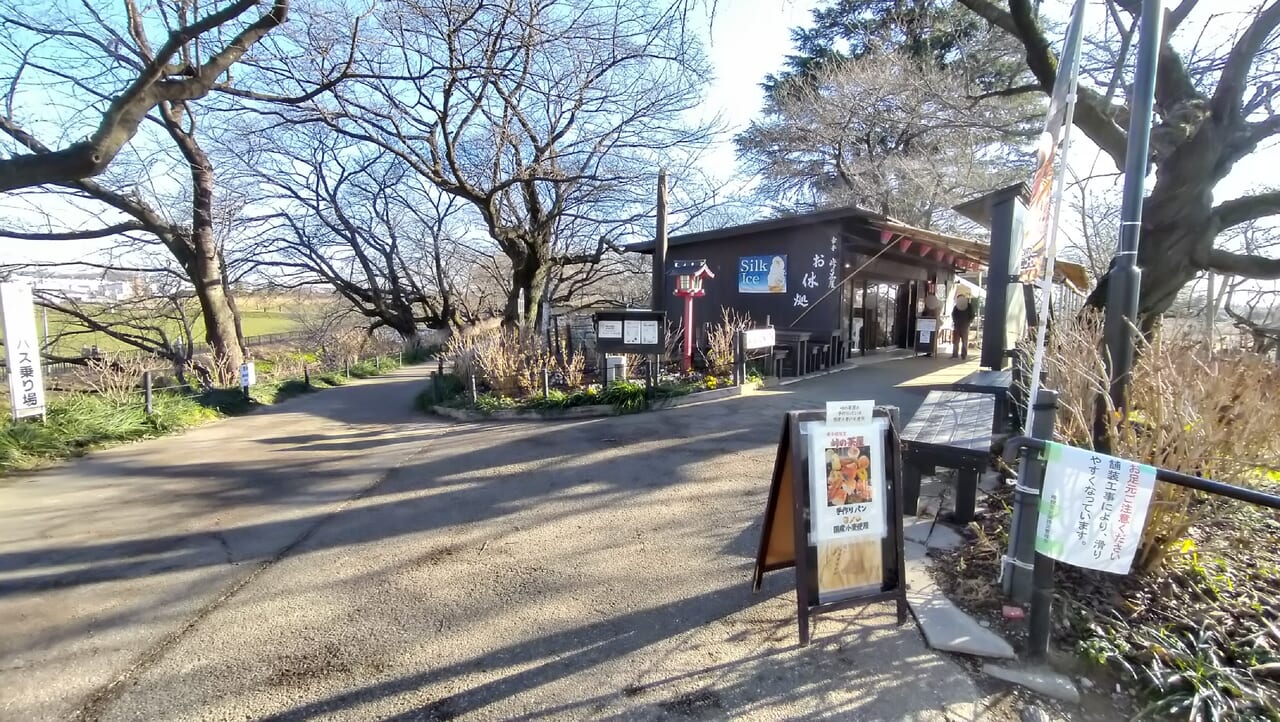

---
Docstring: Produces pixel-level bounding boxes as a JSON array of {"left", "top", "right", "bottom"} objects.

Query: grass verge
[{"left": 2, "top": 352, "right": 428, "bottom": 476}]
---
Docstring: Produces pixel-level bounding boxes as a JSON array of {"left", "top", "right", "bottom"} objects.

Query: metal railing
[{"left": 1002, "top": 420, "right": 1280, "bottom": 661}]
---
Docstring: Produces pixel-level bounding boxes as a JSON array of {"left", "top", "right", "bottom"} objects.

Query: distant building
[{"left": 10, "top": 274, "right": 134, "bottom": 303}]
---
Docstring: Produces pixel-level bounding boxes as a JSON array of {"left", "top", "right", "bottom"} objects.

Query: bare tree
[
  {"left": 241, "top": 128, "right": 483, "bottom": 338},
  {"left": 236, "top": 0, "right": 717, "bottom": 330},
  {"left": 736, "top": 50, "right": 1038, "bottom": 227},
  {"left": 957, "top": 0, "right": 1280, "bottom": 322},
  {"left": 0, "top": 0, "right": 288, "bottom": 192}
]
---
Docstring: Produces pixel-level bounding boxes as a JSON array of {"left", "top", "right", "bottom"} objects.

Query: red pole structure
[{"left": 682, "top": 294, "right": 695, "bottom": 373}]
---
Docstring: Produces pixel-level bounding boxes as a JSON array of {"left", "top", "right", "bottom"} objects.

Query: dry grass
[
  {"left": 445, "top": 328, "right": 552, "bottom": 396},
  {"left": 1043, "top": 310, "right": 1280, "bottom": 573},
  {"left": 74, "top": 354, "right": 165, "bottom": 403},
  {"left": 702, "top": 307, "right": 752, "bottom": 376}
]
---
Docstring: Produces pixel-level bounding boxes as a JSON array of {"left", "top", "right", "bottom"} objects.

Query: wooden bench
[
  {"left": 900, "top": 390, "right": 996, "bottom": 523},
  {"left": 951, "top": 368, "right": 1014, "bottom": 434}
]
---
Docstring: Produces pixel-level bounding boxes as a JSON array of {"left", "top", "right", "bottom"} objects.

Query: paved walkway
[{"left": 0, "top": 357, "right": 996, "bottom": 721}]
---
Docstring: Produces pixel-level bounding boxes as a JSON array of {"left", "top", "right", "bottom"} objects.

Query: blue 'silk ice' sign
[{"left": 739, "top": 255, "right": 787, "bottom": 294}]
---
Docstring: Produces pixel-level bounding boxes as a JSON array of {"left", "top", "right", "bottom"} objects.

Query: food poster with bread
[{"left": 807, "top": 422, "right": 887, "bottom": 543}]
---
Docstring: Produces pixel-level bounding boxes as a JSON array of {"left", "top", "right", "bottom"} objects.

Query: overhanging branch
[
  {"left": 1207, "top": 248, "right": 1280, "bottom": 278},
  {"left": 1212, "top": 190, "right": 1280, "bottom": 230},
  {"left": 958, "top": 0, "right": 1128, "bottom": 168},
  {"left": 0, "top": 0, "right": 288, "bottom": 192}
]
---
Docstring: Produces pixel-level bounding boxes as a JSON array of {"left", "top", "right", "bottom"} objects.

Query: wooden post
[
  {"left": 143, "top": 370, "right": 153, "bottom": 417},
  {"left": 653, "top": 168, "right": 668, "bottom": 310}
]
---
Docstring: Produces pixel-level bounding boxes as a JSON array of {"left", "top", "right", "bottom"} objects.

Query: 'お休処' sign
[
  {"left": 739, "top": 255, "right": 787, "bottom": 294},
  {"left": 1035, "top": 442, "right": 1156, "bottom": 574},
  {"left": 1, "top": 282, "right": 46, "bottom": 420}
]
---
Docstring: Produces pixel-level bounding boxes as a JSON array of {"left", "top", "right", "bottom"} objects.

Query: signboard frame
[
  {"left": 751, "top": 407, "right": 908, "bottom": 645},
  {"left": 593, "top": 310, "right": 666, "bottom": 354}
]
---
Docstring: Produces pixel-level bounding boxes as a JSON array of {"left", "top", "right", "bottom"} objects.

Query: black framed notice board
[{"left": 751, "top": 406, "right": 908, "bottom": 646}]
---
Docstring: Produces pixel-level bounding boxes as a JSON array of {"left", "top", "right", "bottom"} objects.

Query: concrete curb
[{"left": 430, "top": 381, "right": 764, "bottom": 421}]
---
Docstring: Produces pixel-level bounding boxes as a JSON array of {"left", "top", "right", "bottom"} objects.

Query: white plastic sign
[
  {"left": 1035, "top": 442, "right": 1156, "bottom": 574},
  {"left": 597, "top": 320, "right": 622, "bottom": 339},
  {"left": 826, "top": 400, "right": 874, "bottom": 425},
  {"left": 1, "top": 283, "right": 46, "bottom": 420},
  {"left": 743, "top": 327, "right": 776, "bottom": 350},
  {"left": 239, "top": 362, "right": 256, "bottom": 388}
]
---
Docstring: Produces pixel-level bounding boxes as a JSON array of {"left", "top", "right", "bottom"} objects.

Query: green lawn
[{"left": 5, "top": 307, "right": 301, "bottom": 357}]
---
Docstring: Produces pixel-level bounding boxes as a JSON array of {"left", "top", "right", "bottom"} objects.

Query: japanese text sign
[
  {"left": 1, "top": 282, "right": 46, "bottom": 420},
  {"left": 825, "top": 400, "right": 873, "bottom": 426},
  {"left": 808, "top": 422, "right": 886, "bottom": 542},
  {"left": 1035, "top": 442, "right": 1156, "bottom": 574}
]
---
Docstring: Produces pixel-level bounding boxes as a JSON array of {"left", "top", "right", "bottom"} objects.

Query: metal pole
[
  {"left": 1027, "top": 548, "right": 1056, "bottom": 661},
  {"left": 469, "top": 372, "right": 478, "bottom": 402},
  {"left": 1100, "top": 0, "right": 1163, "bottom": 446},
  {"left": 733, "top": 331, "right": 744, "bottom": 385},
  {"left": 542, "top": 367, "right": 550, "bottom": 399},
  {"left": 304, "top": 363, "right": 310, "bottom": 387},
  {"left": 1004, "top": 389, "right": 1058, "bottom": 602},
  {"left": 143, "top": 370, "right": 153, "bottom": 417},
  {"left": 682, "top": 295, "right": 694, "bottom": 373}
]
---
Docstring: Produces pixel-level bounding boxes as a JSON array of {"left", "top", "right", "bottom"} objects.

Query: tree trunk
[
  {"left": 162, "top": 103, "right": 245, "bottom": 382},
  {"left": 1086, "top": 173, "right": 1215, "bottom": 325},
  {"left": 186, "top": 150, "right": 244, "bottom": 381}
]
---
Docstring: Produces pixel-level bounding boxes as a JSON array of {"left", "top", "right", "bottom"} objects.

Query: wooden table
[
  {"left": 900, "top": 390, "right": 996, "bottom": 523},
  {"left": 775, "top": 330, "right": 812, "bottom": 376},
  {"left": 952, "top": 369, "right": 1013, "bottom": 433}
]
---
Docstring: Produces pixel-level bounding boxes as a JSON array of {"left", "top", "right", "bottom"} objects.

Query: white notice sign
[
  {"left": 638, "top": 320, "right": 659, "bottom": 345},
  {"left": 917, "top": 318, "right": 937, "bottom": 333},
  {"left": 1, "top": 282, "right": 46, "bottom": 420},
  {"left": 623, "top": 320, "right": 642, "bottom": 345},
  {"left": 240, "top": 362, "right": 257, "bottom": 388},
  {"left": 808, "top": 422, "right": 886, "bottom": 542},
  {"left": 743, "top": 327, "right": 776, "bottom": 350},
  {"left": 597, "top": 320, "right": 623, "bottom": 339},
  {"left": 826, "top": 400, "right": 874, "bottom": 425},
  {"left": 1035, "top": 442, "right": 1156, "bottom": 574}
]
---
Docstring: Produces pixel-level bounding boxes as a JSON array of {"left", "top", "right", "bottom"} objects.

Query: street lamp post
[{"left": 1098, "top": 0, "right": 1163, "bottom": 449}]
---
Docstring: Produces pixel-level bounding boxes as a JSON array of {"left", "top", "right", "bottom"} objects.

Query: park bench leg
[
  {"left": 903, "top": 462, "right": 923, "bottom": 517},
  {"left": 951, "top": 467, "right": 980, "bottom": 524}
]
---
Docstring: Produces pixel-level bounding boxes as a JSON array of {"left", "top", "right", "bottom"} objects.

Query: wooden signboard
[{"left": 752, "top": 407, "right": 908, "bottom": 645}]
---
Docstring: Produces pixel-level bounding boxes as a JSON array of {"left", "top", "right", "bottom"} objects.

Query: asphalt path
[{"left": 0, "top": 356, "right": 990, "bottom": 721}]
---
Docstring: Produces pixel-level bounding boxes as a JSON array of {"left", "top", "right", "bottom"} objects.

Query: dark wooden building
[{"left": 630, "top": 206, "right": 994, "bottom": 369}]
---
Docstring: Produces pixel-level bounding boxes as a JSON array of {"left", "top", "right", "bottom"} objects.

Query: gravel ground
[{"left": 2, "top": 357, "right": 1017, "bottom": 721}]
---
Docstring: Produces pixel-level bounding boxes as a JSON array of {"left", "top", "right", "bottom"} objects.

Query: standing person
[{"left": 951, "top": 294, "right": 973, "bottom": 359}]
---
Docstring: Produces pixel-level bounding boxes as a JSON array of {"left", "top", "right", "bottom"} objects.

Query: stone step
[{"left": 905, "top": 555, "right": 1016, "bottom": 660}]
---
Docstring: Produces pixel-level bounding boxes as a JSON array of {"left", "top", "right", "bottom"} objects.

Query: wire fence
[
  {"left": 2, "top": 339, "right": 434, "bottom": 415},
  {"left": 0, "top": 330, "right": 314, "bottom": 383}
]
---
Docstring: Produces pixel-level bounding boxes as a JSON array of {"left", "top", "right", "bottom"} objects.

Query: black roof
[{"left": 627, "top": 206, "right": 881, "bottom": 254}]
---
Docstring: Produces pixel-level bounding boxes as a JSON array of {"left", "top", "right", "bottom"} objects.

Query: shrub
[
  {"left": 1043, "top": 311, "right": 1280, "bottom": 574},
  {"left": 600, "top": 380, "right": 648, "bottom": 413},
  {"left": 703, "top": 308, "right": 752, "bottom": 376}
]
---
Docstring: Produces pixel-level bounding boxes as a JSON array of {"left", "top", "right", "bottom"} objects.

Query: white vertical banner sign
[
  {"left": 1, "top": 283, "right": 47, "bottom": 420},
  {"left": 1035, "top": 443, "right": 1156, "bottom": 574},
  {"left": 1024, "top": 0, "right": 1087, "bottom": 434}
]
